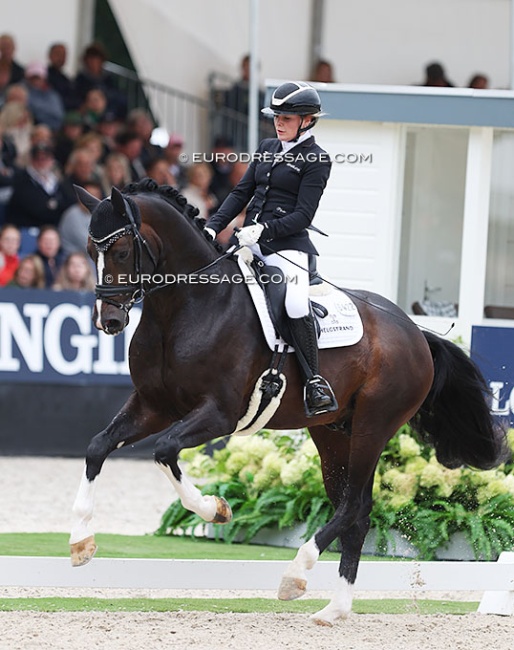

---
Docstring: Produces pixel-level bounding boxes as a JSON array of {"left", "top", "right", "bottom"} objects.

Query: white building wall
[
  {"left": 310, "top": 120, "right": 405, "bottom": 300},
  {"left": 0, "top": 1, "right": 83, "bottom": 76},
  {"left": 1, "top": 1, "right": 511, "bottom": 96},
  {"left": 108, "top": 0, "right": 312, "bottom": 98},
  {"left": 322, "top": 0, "right": 510, "bottom": 88}
]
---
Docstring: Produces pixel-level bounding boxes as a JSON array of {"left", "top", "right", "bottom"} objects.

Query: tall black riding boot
[{"left": 289, "top": 314, "right": 338, "bottom": 417}]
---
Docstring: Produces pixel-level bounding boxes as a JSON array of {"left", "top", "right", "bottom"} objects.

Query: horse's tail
[{"left": 410, "top": 331, "right": 510, "bottom": 470}]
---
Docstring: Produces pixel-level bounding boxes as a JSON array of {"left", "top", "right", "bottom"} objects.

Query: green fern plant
[{"left": 156, "top": 427, "right": 514, "bottom": 560}]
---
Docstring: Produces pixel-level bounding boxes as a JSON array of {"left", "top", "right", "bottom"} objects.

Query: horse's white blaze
[
  {"left": 69, "top": 466, "right": 97, "bottom": 544},
  {"left": 156, "top": 461, "right": 217, "bottom": 521},
  {"left": 311, "top": 576, "right": 354, "bottom": 625},
  {"left": 95, "top": 251, "right": 105, "bottom": 330}
]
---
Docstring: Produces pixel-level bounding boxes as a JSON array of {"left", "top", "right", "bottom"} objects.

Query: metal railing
[
  {"left": 104, "top": 62, "right": 274, "bottom": 154},
  {"left": 208, "top": 71, "right": 275, "bottom": 152},
  {"left": 104, "top": 61, "right": 210, "bottom": 153}
]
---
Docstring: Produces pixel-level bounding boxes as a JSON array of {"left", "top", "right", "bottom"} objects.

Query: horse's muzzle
[{"left": 92, "top": 302, "right": 128, "bottom": 336}]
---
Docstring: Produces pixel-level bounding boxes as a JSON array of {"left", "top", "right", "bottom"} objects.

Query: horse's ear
[
  {"left": 74, "top": 184, "right": 100, "bottom": 213},
  {"left": 110, "top": 186, "right": 126, "bottom": 215}
]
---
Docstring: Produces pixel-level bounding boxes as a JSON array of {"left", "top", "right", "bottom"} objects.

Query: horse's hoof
[
  {"left": 311, "top": 616, "right": 334, "bottom": 627},
  {"left": 70, "top": 535, "right": 97, "bottom": 567},
  {"left": 210, "top": 496, "right": 232, "bottom": 524},
  {"left": 277, "top": 576, "right": 307, "bottom": 600}
]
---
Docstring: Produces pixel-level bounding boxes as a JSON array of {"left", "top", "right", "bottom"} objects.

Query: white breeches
[{"left": 250, "top": 245, "right": 310, "bottom": 318}]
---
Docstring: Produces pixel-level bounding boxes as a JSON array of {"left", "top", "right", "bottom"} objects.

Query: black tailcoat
[{"left": 208, "top": 136, "right": 331, "bottom": 254}]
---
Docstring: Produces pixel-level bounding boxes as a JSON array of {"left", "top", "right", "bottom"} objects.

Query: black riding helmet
[{"left": 261, "top": 81, "right": 325, "bottom": 140}]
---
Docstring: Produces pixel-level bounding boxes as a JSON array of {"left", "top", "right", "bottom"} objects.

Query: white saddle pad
[{"left": 236, "top": 251, "right": 364, "bottom": 352}]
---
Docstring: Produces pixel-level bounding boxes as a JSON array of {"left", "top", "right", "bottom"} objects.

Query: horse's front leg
[
  {"left": 154, "top": 398, "right": 234, "bottom": 524},
  {"left": 70, "top": 391, "right": 169, "bottom": 566}
]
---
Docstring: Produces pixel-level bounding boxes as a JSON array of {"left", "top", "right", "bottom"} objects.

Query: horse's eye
[{"left": 117, "top": 249, "right": 130, "bottom": 261}]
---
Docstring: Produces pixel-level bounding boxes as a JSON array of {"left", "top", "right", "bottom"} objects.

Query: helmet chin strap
[{"left": 290, "top": 116, "right": 317, "bottom": 142}]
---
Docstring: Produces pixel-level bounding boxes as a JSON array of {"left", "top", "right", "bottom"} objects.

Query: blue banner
[
  {"left": 470, "top": 325, "right": 514, "bottom": 425},
  {"left": 0, "top": 289, "right": 141, "bottom": 385}
]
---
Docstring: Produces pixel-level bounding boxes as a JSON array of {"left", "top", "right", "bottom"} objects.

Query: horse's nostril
[{"left": 104, "top": 318, "right": 123, "bottom": 333}]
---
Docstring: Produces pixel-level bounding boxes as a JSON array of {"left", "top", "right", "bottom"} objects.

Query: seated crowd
[{"left": 0, "top": 33, "right": 248, "bottom": 293}]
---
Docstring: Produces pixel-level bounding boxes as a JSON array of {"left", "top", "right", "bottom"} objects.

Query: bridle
[
  {"left": 90, "top": 195, "right": 158, "bottom": 317},
  {"left": 91, "top": 195, "right": 238, "bottom": 318}
]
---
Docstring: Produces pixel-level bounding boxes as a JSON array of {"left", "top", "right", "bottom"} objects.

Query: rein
[{"left": 93, "top": 197, "right": 239, "bottom": 315}]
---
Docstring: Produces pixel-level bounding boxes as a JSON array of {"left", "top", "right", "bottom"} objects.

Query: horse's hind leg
[
  {"left": 277, "top": 428, "right": 350, "bottom": 602},
  {"left": 310, "top": 478, "right": 375, "bottom": 625},
  {"left": 70, "top": 392, "right": 169, "bottom": 566},
  {"left": 278, "top": 424, "right": 384, "bottom": 626}
]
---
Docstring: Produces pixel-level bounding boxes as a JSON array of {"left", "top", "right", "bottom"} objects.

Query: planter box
[{"left": 205, "top": 524, "right": 488, "bottom": 560}]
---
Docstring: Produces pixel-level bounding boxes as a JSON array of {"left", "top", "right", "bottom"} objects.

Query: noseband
[{"left": 90, "top": 196, "right": 158, "bottom": 316}]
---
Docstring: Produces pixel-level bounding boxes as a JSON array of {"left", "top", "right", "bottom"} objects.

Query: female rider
[{"left": 205, "top": 81, "right": 337, "bottom": 417}]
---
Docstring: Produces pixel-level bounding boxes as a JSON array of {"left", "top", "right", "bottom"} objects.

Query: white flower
[
  {"left": 280, "top": 456, "right": 310, "bottom": 486},
  {"left": 382, "top": 468, "right": 417, "bottom": 501},
  {"left": 225, "top": 451, "right": 250, "bottom": 476},
  {"left": 299, "top": 438, "right": 319, "bottom": 460},
  {"left": 398, "top": 433, "right": 422, "bottom": 460},
  {"left": 477, "top": 479, "right": 510, "bottom": 504},
  {"left": 262, "top": 451, "right": 285, "bottom": 476},
  {"left": 419, "top": 457, "right": 460, "bottom": 498}
]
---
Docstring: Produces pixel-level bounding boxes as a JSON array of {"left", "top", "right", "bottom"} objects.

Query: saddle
[
  {"left": 234, "top": 248, "right": 363, "bottom": 353},
  {"left": 249, "top": 255, "right": 328, "bottom": 345}
]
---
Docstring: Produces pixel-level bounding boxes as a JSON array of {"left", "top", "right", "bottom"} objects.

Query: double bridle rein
[{"left": 91, "top": 196, "right": 237, "bottom": 318}]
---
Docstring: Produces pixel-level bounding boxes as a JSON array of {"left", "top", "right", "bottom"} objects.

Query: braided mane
[{"left": 122, "top": 178, "right": 223, "bottom": 252}]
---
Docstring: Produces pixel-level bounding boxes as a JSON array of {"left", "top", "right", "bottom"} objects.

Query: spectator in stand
[
  {"left": 0, "top": 60, "right": 11, "bottom": 108},
  {"left": 145, "top": 157, "right": 176, "bottom": 186},
  {"left": 224, "top": 54, "right": 266, "bottom": 151},
  {"left": 181, "top": 162, "right": 218, "bottom": 219},
  {"left": 59, "top": 180, "right": 103, "bottom": 256},
  {"left": 126, "top": 108, "right": 162, "bottom": 168},
  {"left": 0, "top": 223, "right": 21, "bottom": 286},
  {"left": 80, "top": 87, "right": 108, "bottom": 131},
  {"left": 54, "top": 111, "right": 84, "bottom": 168},
  {"left": 114, "top": 129, "right": 146, "bottom": 181},
  {"left": 46, "top": 42, "right": 79, "bottom": 111},
  {"left": 421, "top": 62, "right": 454, "bottom": 87},
  {"left": 311, "top": 59, "right": 335, "bottom": 83},
  {"left": 0, "top": 34, "right": 24, "bottom": 85},
  {"left": 6, "top": 142, "right": 75, "bottom": 228},
  {"left": 0, "top": 99, "right": 32, "bottom": 166},
  {"left": 23, "top": 61, "right": 64, "bottom": 132},
  {"left": 8, "top": 253, "right": 45, "bottom": 288},
  {"left": 468, "top": 74, "right": 489, "bottom": 89},
  {"left": 75, "top": 42, "right": 127, "bottom": 119},
  {"left": 94, "top": 110, "right": 120, "bottom": 161},
  {"left": 164, "top": 133, "right": 187, "bottom": 188},
  {"left": 61, "top": 147, "right": 100, "bottom": 198},
  {"left": 209, "top": 136, "right": 236, "bottom": 205},
  {"left": 53, "top": 251, "right": 95, "bottom": 292},
  {"left": 210, "top": 160, "right": 249, "bottom": 247},
  {"left": 30, "top": 123, "right": 54, "bottom": 149},
  {"left": 74, "top": 131, "right": 104, "bottom": 178},
  {"left": 99, "top": 152, "right": 131, "bottom": 196},
  {"left": 4, "top": 83, "right": 28, "bottom": 107},
  {"left": 0, "top": 125, "right": 18, "bottom": 222},
  {"left": 34, "top": 225, "right": 65, "bottom": 287}
]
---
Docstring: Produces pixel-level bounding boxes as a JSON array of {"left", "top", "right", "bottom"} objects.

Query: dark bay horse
[{"left": 70, "top": 179, "right": 508, "bottom": 625}]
